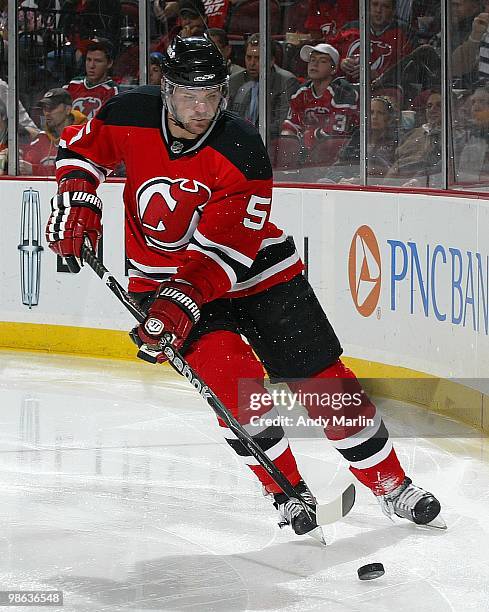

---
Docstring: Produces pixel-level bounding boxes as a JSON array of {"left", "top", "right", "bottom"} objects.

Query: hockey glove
[
  {"left": 130, "top": 281, "right": 203, "bottom": 364},
  {"left": 46, "top": 179, "right": 102, "bottom": 273}
]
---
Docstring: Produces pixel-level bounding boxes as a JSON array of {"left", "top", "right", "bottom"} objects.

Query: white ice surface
[{"left": 0, "top": 351, "right": 488, "bottom": 612}]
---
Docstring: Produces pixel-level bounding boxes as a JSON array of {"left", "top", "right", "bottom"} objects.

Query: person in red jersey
[
  {"left": 45, "top": 35, "right": 444, "bottom": 541},
  {"left": 22, "top": 88, "right": 87, "bottom": 176},
  {"left": 304, "top": 0, "right": 358, "bottom": 41},
  {"left": 331, "top": 0, "right": 413, "bottom": 83},
  {"left": 281, "top": 43, "right": 358, "bottom": 148},
  {"left": 65, "top": 38, "right": 118, "bottom": 120}
]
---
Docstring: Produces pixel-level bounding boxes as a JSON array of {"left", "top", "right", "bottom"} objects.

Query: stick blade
[{"left": 316, "top": 483, "right": 356, "bottom": 525}]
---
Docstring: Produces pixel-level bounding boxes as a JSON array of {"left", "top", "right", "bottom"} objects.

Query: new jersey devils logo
[
  {"left": 136, "top": 177, "right": 211, "bottom": 251},
  {"left": 305, "top": 106, "right": 330, "bottom": 126},
  {"left": 72, "top": 97, "right": 102, "bottom": 119},
  {"left": 347, "top": 39, "right": 392, "bottom": 72}
]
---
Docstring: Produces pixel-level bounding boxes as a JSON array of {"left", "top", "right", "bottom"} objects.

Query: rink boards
[{"left": 1, "top": 178, "right": 489, "bottom": 385}]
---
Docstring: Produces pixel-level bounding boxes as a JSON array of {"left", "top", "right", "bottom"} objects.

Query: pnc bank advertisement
[
  {"left": 330, "top": 190, "right": 489, "bottom": 379},
  {"left": 348, "top": 223, "right": 488, "bottom": 332}
]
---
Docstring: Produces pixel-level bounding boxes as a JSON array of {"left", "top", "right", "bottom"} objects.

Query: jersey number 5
[{"left": 243, "top": 195, "right": 271, "bottom": 230}]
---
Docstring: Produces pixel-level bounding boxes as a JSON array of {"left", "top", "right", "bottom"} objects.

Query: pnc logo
[{"left": 348, "top": 225, "right": 381, "bottom": 317}]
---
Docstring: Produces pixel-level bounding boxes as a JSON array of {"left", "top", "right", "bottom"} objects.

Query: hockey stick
[{"left": 80, "top": 242, "right": 355, "bottom": 526}]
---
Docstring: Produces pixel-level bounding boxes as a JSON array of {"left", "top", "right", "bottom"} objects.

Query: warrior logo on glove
[{"left": 145, "top": 317, "right": 165, "bottom": 335}]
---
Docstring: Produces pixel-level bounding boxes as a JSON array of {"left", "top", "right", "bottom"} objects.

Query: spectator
[
  {"left": 451, "top": 0, "right": 483, "bottom": 50},
  {"left": 322, "top": 95, "right": 400, "bottom": 182},
  {"left": 152, "top": 0, "right": 177, "bottom": 27},
  {"left": 456, "top": 85, "right": 489, "bottom": 182},
  {"left": 149, "top": 52, "right": 164, "bottom": 85},
  {"left": 0, "top": 78, "right": 39, "bottom": 139},
  {"left": 208, "top": 28, "right": 245, "bottom": 76},
  {"left": 385, "top": 90, "right": 442, "bottom": 179},
  {"left": 304, "top": 0, "right": 358, "bottom": 41},
  {"left": 228, "top": 33, "right": 300, "bottom": 137},
  {"left": 58, "top": 0, "right": 122, "bottom": 56},
  {"left": 46, "top": 0, "right": 122, "bottom": 83},
  {"left": 0, "top": 102, "right": 34, "bottom": 176},
  {"left": 427, "top": 0, "right": 481, "bottom": 80},
  {"left": 176, "top": 0, "right": 207, "bottom": 38},
  {"left": 371, "top": 46, "right": 441, "bottom": 104},
  {"left": 154, "top": 0, "right": 207, "bottom": 51},
  {"left": 0, "top": 98, "right": 32, "bottom": 175},
  {"left": 22, "top": 88, "right": 87, "bottom": 176},
  {"left": 332, "top": 0, "right": 413, "bottom": 83},
  {"left": 281, "top": 43, "right": 358, "bottom": 147},
  {"left": 452, "top": 1, "right": 489, "bottom": 85},
  {"left": 65, "top": 38, "right": 118, "bottom": 119}
]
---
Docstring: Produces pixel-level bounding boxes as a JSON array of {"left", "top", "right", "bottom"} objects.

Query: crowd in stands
[{"left": 1, "top": 0, "right": 489, "bottom": 187}]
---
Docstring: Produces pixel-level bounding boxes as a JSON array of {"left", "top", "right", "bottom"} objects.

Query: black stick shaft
[{"left": 81, "top": 243, "right": 310, "bottom": 506}]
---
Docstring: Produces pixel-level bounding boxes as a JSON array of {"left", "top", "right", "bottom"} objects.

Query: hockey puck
[{"left": 357, "top": 563, "right": 385, "bottom": 580}]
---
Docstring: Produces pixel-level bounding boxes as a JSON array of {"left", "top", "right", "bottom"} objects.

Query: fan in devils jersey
[
  {"left": 45, "top": 35, "right": 444, "bottom": 542},
  {"left": 64, "top": 38, "right": 118, "bottom": 120},
  {"left": 330, "top": 0, "right": 413, "bottom": 84},
  {"left": 281, "top": 43, "right": 358, "bottom": 148}
]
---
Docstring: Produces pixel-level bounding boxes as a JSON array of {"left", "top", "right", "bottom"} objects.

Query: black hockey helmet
[{"left": 162, "top": 34, "right": 228, "bottom": 88}]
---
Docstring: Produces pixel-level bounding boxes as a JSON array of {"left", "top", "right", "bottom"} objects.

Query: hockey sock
[
  {"left": 185, "top": 331, "right": 302, "bottom": 493},
  {"left": 288, "top": 359, "right": 406, "bottom": 495}
]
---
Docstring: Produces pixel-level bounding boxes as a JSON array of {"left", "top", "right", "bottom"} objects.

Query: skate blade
[
  {"left": 307, "top": 526, "right": 327, "bottom": 546},
  {"left": 423, "top": 514, "right": 447, "bottom": 530}
]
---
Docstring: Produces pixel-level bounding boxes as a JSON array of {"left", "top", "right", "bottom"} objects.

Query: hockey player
[
  {"left": 281, "top": 43, "right": 358, "bottom": 148},
  {"left": 45, "top": 35, "right": 444, "bottom": 541},
  {"left": 64, "top": 38, "right": 118, "bottom": 120}
]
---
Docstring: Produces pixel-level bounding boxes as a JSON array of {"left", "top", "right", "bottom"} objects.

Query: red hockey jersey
[
  {"left": 56, "top": 86, "right": 303, "bottom": 301},
  {"left": 65, "top": 78, "right": 118, "bottom": 119},
  {"left": 305, "top": 0, "right": 358, "bottom": 37},
  {"left": 282, "top": 78, "right": 358, "bottom": 137},
  {"left": 331, "top": 21, "right": 413, "bottom": 78}
]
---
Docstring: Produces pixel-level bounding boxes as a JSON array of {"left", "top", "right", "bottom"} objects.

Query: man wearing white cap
[{"left": 281, "top": 43, "right": 358, "bottom": 147}]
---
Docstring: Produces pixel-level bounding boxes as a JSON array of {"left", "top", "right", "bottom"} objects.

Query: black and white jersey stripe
[
  {"left": 127, "top": 260, "right": 177, "bottom": 284},
  {"left": 57, "top": 139, "right": 110, "bottom": 184},
  {"left": 232, "top": 235, "right": 299, "bottom": 290},
  {"left": 188, "top": 228, "right": 253, "bottom": 286},
  {"left": 128, "top": 233, "right": 299, "bottom": 293}
]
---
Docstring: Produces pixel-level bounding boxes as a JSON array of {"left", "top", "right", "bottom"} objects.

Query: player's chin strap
[{"left": 80, "top": 238, "right": 356, "bottom": 532}]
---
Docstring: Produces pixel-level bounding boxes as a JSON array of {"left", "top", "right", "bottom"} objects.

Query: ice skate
[
  {"left": 268, "top": 480, "right": 327, "bottom": 545},
  {"left": 378, "top": 477, "right": 446, "bottom": 529}
]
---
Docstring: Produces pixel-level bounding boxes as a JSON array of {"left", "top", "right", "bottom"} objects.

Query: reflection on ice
[{"left": 0, "top": 352, "right": 487, "bottom": 611}]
